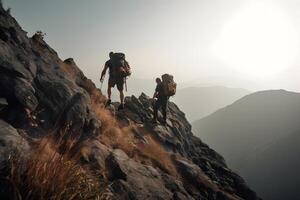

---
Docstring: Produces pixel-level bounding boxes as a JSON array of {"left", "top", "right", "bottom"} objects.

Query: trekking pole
[{"left": 100, "top": 75, "right": 105, "bottom": 91}]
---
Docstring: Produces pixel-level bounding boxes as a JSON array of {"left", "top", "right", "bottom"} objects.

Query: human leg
[
  {"left": 107, "top": 86, "right": 112, "bottom": 100},
  {"left": 153, "top": 98, "right": 162, "bottom": 122},
  {"left": 161, "top": 98, "right": 168, "bottom": 124},
  {"left": 117, "top": 79, "right": 125, "bottom": 110},
  {"left": 106, "top": 77, "right": 115, "bottom": 106}
]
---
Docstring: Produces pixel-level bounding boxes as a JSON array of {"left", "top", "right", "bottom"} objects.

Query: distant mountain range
[
  {"left": 192, "top": 90, "right": 300, "bottom": 200},
  {"left": 172, "top": 86, "right": 250, "bottom": 121}
]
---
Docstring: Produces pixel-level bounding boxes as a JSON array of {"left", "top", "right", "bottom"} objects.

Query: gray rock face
[
  {"left": 0, "top": 120, "right": 29, "bottom": 175},
  {"left": 0, "top": 3, "right": 260, "bottom": 200},
  {"left": 0, "top": 2, "right": 101, "bottom": 137},
  {"left": 106, "top": 149, "right": 174, "bottom": 200}
]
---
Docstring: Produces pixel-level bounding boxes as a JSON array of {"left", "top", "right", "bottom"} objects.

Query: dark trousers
[{"left": 153, "top": 97, "right": 168, "bottom": 121}]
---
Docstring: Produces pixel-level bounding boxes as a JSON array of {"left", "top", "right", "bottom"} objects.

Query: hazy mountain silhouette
[
  {"left": 193, "top": 90, "right": 300, "bottom": 199},
  {"left": 173, "top": 86, "right": 250, "bottom": 121},
  {"left": 182, "top": 76, "right": 262, "bottom": 91},
  {"left": 241, "top": 130, "right": 300, "bottom": 200}
]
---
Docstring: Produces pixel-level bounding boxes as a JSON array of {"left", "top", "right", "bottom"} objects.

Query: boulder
[
  {"left": 0, "top": 120, "right": 29, "bottom": 175},
  {"left": 106, "top": 149, "right": 174, "bottom": 200}
]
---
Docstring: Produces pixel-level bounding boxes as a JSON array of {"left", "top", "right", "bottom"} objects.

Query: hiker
[
  {"left": 152, "top": 74, "right": 177, "bottom": 124},
  {"left": 100, "top": 52, "right": 131, "bottom": 110}
]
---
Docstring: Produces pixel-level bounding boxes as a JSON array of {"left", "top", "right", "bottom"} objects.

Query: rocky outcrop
[
  {"left": 0, "top": 3, "right": 260, "bottom": 200},
  {"left": 115, "top": 94, "right": 260, "bottom": 200}
]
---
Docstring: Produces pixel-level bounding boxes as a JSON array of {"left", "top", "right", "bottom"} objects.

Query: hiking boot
[
  {"left": 118, "top": 103, "right": 125, "bottom": 111},
  {"left": 105, "top": 99, "right": 111, "bottom": 107}
]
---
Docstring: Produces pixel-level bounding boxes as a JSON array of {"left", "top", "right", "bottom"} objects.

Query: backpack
[
  {"left": 111, "top": 53, "right": 131, "bottom": 77},
  {"left": 161, "top": 74, "right": 177, "bottom": 96}
]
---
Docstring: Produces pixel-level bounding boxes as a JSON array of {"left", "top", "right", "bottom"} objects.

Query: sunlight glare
[{"left": 212, "top": 0, "right": 299, "bottom": 80}]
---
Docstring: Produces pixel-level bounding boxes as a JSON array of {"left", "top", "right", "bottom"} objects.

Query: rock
[
  {"left": 173, "top": 192, "right": 192, "bottom": 200},
  {"left": 63, "top": 58, "right": 98, "bottom": 95},
  {"left": 176, "top": 159, "right": 201, "bottom": 183},
  {"left": 106, "top": 149, "right": 128, "bottom": 181},
  {"left": 0, "top": 178, "right": 21, "bottom": 200},
  {"left": 162, "top": 174, "right": 194, "bottom": 200},
  {"left": 110, "top": 180, "right": 138, "bottom": 200},
  {"left": 13, "top": 77, "right": 38, "bottom": 110},
  {"left": 57, "top": 93, "right": 89, "bottom": 134},
  {"left": 0, "top": 98, "right": 7, "bottom": 111},
  {"left": 106, "top": 149, "right": 174, "bottom": 200},
  {"left": 0, "top": 120, "right": 29, "bottom": 175},
  {"left": 80, "top": 139, "right": 110, "bottom": 172}
]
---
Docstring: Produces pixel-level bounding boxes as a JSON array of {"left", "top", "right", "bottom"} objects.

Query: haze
[{"left": 3, "top": 0, "right": 300, "bottom": 91}]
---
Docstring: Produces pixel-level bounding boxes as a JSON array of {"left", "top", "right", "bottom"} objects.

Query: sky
[{"left": 3, "top": 0, "right": 300, "bottom": 91}]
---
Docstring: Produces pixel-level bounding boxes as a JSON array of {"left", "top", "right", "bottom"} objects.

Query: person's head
[
  {"left": 156, "top": 78, "right": 161, "bottom": 84},
  {"left": 109, "top": 52, "right": 114, "bottom": 59}
]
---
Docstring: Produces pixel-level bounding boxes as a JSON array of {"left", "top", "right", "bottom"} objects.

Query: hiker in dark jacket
[
  {"left": 100, "top": 52, "right": 130, "bottom": 110},
  {"left": 152, "top": 77, "right": 169, "bottom": 124}
]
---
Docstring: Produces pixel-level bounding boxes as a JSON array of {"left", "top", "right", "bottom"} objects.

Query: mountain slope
[
  {"left": 173, "top": 86, "right": 250, "bottom": 121},
  {"left": 193, "top": 90, "right": 300, "bottom": 199},
  {"left": 0, "top": 3, "right": 260, "bottom": 200},
  {"left": 193, "top": 90, "right": 300, "bottom": 166},
  {"left": 240, "top": 130, "right": 300, "bottom": 200}
]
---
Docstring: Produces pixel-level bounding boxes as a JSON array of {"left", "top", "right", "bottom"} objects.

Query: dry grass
[
  {"left": 141, "top": 135, "right": 178, "bottom": 177},
  {"left": 90, "top": 100, "right": 178, "bottom": 177},
  {"left": 10, "top": 136, "right": 102, "bottom": 200}
]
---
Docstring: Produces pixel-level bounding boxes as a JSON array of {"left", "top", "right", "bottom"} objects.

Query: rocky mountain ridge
[{"left": 0, "top": 3, "right": 260, "bottom": 200}]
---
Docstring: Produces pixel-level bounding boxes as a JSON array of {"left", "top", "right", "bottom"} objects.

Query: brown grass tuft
[
  {"left": 10, "top": 136, "right": 102, "bottom": 200},
  {"left": 141, "top": 135, "right": 178, "bottom": 177}
]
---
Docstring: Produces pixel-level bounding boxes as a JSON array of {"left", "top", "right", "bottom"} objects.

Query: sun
[{"left": 212, "top": 1, "right": 299, "bottom": 80}]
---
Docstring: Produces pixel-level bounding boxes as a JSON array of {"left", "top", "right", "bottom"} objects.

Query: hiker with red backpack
[
  {"left": 100, "top": 52, "right": 131, "bottom": 110},
  {"left": 152, "top": 74, "right": 176, "bottom": 124}
]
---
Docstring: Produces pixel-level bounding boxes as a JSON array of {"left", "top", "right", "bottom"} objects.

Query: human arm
[
  {"left": 100, "top": 63, "right": 109, "bottom": 82},
  {"left": 153, "top": 84, "right": 159, "bottom": 99},
  {"left": 153, "top": 91, "right": 158, "bottom": 99}
]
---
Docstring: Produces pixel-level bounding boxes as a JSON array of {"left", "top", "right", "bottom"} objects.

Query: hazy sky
[{"left": 3, "top": 0, "right": 300, "bottom": 91}]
